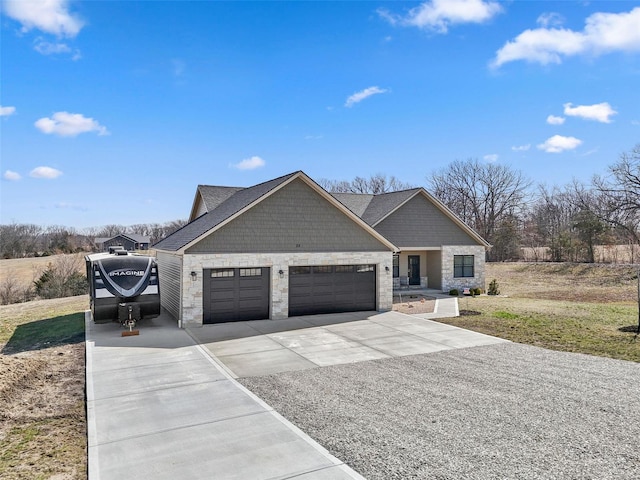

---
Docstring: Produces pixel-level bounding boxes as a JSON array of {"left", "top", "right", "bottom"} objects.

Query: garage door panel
[{"left": 204, "top": 268, "right": 270, "bottom": 323}]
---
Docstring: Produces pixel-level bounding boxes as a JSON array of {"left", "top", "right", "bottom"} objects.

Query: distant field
[
  {"left": 521, "top": 244, "right": 640, "bottom": 263},
  {"left": 0, "top": 253, "right": 86, "bottom": 285}
]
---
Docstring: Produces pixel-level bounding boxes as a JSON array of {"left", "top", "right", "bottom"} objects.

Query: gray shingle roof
[
  {"left": 332, "top": 189, "right": 421, "bottom": 226},
  {"left": 154, "top": 172, "right": 300, "bottom": 251},
  {"left": 155, "top": 171, "right": 488, "bottom": 252},
  {"left": 331, "top": 193, "right": 374, "bottom": 218},
  {"left": 360, "top": 189, "right": 422, "bottom": 225},
  {"left": 197, "top": 185, "right": 244, "bottom": 214},
  {"left": 95, "top": 233, "right": 150, "bottom": 244}
]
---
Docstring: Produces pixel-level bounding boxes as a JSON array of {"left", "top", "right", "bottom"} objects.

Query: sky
[{"left": 1, "top": 0, "right": 639, "bottom": 229}]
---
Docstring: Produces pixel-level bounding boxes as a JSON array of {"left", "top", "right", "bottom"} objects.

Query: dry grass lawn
[
  {"left": 0, "top": 295, "right": 88, "bottom": 480},
  {"left": 441, "top": 263, "right": 640, "bottom": 362},
  {"left": 0, "top": 254, "right": 86, "bottom": 284}
]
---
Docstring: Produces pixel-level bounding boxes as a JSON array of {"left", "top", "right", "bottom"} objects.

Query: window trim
[
  {"left": 392, "top": 254, "right": 399, "bottom": 278},
  {"left": 453, "top": 255, "right": 474, "bottom": 278}
]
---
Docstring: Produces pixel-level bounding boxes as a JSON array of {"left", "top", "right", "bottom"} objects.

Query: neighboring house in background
[
  {"left": 95, "top": 233, "right": 151, "bottom": 252},
  {"left": 154, "top": 171, "right": 490, "bottom": 328}
]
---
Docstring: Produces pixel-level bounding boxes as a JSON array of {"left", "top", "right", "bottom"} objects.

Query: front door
[{"left": 408, "top": 255, "right": 420, "bottom": 286}]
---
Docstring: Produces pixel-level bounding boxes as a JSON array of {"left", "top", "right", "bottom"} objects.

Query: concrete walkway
[
  {"left": 188, "top": 297, "right": 507, "bottom": 378},
  {"left": 86, "top": 312, "right": 366, "bottom": 480}
]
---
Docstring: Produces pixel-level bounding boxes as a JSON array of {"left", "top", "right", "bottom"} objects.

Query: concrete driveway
[
  {"left": 86, "top": 312, "right": 366, "bottom": 480},
  {"left": 86, "top": 297, "right": 507, "bottom": 479},
  {"left": 188, "top": 298, "right": 507, "bottom": 378}
]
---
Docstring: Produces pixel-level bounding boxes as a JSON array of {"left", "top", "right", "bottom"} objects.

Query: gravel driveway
[{"left": 241, "top": 342, "right": 640, "bottom": 479}]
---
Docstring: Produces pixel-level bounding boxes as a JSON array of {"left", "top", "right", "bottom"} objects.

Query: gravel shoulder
[{"left": 241, "top": 342, "right": 640, "bottom": 480}]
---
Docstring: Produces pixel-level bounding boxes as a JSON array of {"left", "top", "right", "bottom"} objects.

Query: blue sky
[{"left": 1, "top": 0, "right": 639, "bottom": 229}]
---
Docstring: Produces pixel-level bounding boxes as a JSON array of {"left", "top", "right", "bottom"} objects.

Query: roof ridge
[
  {"left": 199, "top": 171, "right": 301, "bottom": 190},
  {"left": 372, "top": 187, "right": 422, "bottom": 197}
]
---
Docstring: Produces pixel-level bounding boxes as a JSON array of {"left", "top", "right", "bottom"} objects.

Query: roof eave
[{"left": 188, "top": 186, "right": 205, "bottom": 222}]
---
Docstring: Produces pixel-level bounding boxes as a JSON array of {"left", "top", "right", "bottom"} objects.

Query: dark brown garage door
[
  {"left": 288, "top": 265, "right": 376, "bottom": 317},
  {"left": 203, "top": 267, "right": 269, "bottom": 323}
]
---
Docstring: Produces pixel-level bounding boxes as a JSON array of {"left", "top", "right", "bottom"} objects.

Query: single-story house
[
  {"left": 154, "top": 171, "right": 490, "bottom": 328},
  {"left": 95, "top": 233, "right": 151, "bottom": 252}
]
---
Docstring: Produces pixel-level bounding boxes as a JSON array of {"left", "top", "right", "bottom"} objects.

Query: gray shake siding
[
  {"left": 187, "top": 178, "right": 389, "bottom": 254},
  {"left": 156, "top": 251, "right": 182, "bottom": 320},
  {"left": 375, "top": 194, "right": 478, "bottom": 247}
]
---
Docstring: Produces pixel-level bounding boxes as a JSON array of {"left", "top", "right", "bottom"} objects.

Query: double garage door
[
  {"left": 204, "top": 264, "right": 376, "bottom": 323},
  {"left": 289, "top": 264, "right": 376, "bottom": 317}
]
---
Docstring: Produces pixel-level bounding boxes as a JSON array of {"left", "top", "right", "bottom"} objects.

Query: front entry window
[
  {"left": 408, "top": 255, "right": 420, "bottom": 285},
  {"left": 392, "top": 254, "right": 399, "bottom": 278},
  {"left": 454, "top": 255, "right": 474, "bottom": 278}
]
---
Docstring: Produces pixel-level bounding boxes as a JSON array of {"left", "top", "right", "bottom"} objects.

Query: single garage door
[
  {"left": 203, "top": 267, "right": 270, "bottom": 323},
  {"left": 289, "top": 264, "right": 376, "bottom": 316}
]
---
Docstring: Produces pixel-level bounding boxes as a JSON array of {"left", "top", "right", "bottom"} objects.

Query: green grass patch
[
  {"left": 440, "top": 296, "right": 640, "bottom": 362},
  {"left": 1, "top": 312, "right": 85, "bottom": 354},
  {"left": 492, "top": 311, "right": 520, "bottom": 320}
]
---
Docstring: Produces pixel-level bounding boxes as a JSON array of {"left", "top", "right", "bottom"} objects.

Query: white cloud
[
  {"left": 632, "top": 120, "right": 640, "bottom": 126},
  {"left": 511, "top": 144, "right": 531, "bottom": 151},
  {"left": 537, "top": 135, "right": 582, "bottom": 153},
  {"left": 0, "top": 105, "right": 16, "bottom": 117},
  {"left": 491, "top": 7, "right": 640, "bottom": 68},
  {"left": 3, "top": 0, "right": 84, "bottom": 37},
  {"left": 483, "top": 154, "right": 498, "bottom": 162},
  {"left": 55, "top": 201, "right": 87, "bottom": 210},
  {"left": 563, "top": 102, "right": 617, "bottom": 123},
  {"left": 546, "top": 115, "right": 565, "bottom": 125},
  {"left": 30, "top": 166, "right": 63, "bottom": 179},
  {"left": 345, "top": 86, "right": 388, "bottom": 108},
  {"left": 3, "top": 170, "right": 21, "bottom": 181},
  {"left": 33, "top": 38, "right": 80, "bottom": 59},
  {"left": 537, "top": 12, "right": 564, "bottom": 28},
  {"left": 580, "top": 148, "right": 599, "bottom": 157},
  {"left": 231, "top": 156, "right": 265, "bottom": 170},
  {"left": 34, "top": 39, "right": 70, "bottom": 54},
  {"left": 35, "top": 111, "right": 109, "bottom": 137},
  {"left": 378, "top": 0, "right": 502, "bottom": 33}
]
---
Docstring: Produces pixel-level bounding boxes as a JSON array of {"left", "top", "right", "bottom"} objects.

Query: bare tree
[
  {"left": 318, "top": 173, "right": 414, "bottom": 194},
  {"left": 0, "top": 223, "right": 42, "bottom": 258},
  {"left": 592, "top": 144, "right": 640, "bottom": 245},
  {"left": 33, "top": 254, "right": 87, "bottom": 299},
  {"left": 427, "top": 159, "right": 532, "bottom": 260},
  {"left": 96, "top": 224, "right": 126, "bottom": 238}
]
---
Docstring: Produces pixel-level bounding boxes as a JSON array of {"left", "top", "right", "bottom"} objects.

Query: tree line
[
  {"left": 318, "top": 144, "right": 640, "bottom": 264},
  {"left": 1, "top": 144, "right": 638, "bottom": 263},
  {"left": 0, "top": 220, "right": 187, "bottom": 259}
]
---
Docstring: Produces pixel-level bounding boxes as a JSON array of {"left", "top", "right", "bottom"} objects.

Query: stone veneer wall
[
  {"left": 180, "top": 251, "right": 393, "bottom": 327},
  {"left": 441, "top": 245, "right": 486, "bottom": 292}
]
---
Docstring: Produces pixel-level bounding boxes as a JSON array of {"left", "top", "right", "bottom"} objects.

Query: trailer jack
[{"left": 120, "top": 304, "right": 140, "bottom": 337}]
